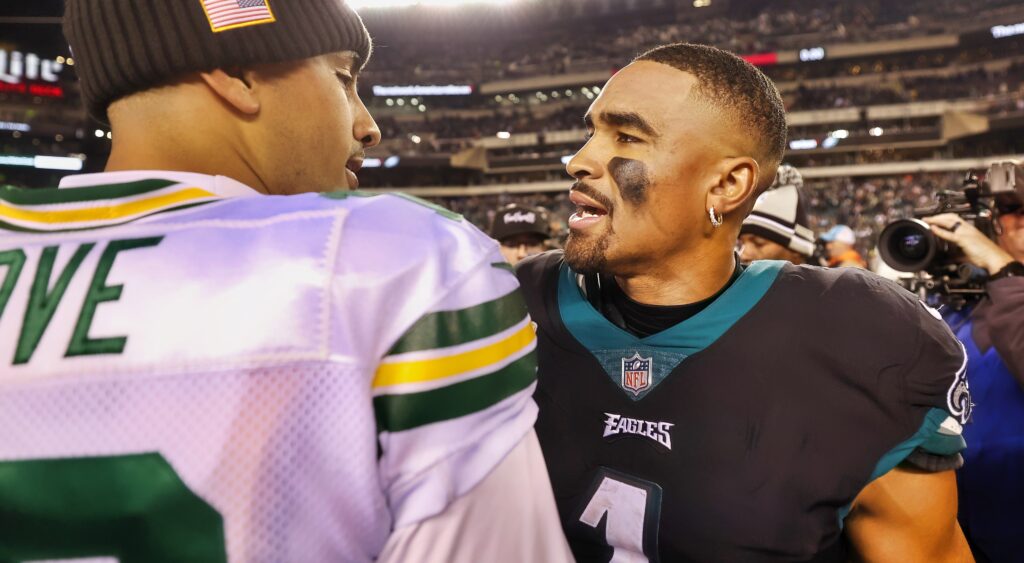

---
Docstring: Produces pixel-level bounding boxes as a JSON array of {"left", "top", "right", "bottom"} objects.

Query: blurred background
[{"left": 2, "top": 0, "right": 1023, "bottom": 258}]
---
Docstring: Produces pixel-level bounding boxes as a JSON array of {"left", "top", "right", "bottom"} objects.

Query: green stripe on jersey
[
  {"left": 386, "top": 289, "right": 529, "bottom": 356},
  {"left": 373, "top": 351, "right": 536, "bottom": 433},
  {"left": 0, "top": 179, "right": 179, "bottom": 206},
  {"left": 0, "top": 201, "right": 219, "bottom": 234}
]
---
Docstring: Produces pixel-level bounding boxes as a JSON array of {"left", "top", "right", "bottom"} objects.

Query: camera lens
[
  {"left": 898, "top": 233, "right": 927, "bottom": 260},
  {"left": 878, "top": 219, "right": 938, "bottom": 272}
]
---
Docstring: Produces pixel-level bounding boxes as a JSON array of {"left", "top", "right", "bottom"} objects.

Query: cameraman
[{"left": 925, "top": 210, "right": 1024, "bottom": 562}]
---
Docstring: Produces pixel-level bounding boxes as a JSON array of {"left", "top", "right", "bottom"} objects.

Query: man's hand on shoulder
[{"left": 845, "top": 466, "right": 973, "bottom": 562}]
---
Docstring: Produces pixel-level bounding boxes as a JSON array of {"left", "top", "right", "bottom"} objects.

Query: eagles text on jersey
[{"left": 517, "top": 250, "right": 968, "bottom": 562}]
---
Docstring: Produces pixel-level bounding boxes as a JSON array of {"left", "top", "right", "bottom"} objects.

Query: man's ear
[
  {"left": 708, "top": 157, "right": 760, "bottom": 217},
  {"left": 199, "top": 68, "right": 260, "bottom": 115}
]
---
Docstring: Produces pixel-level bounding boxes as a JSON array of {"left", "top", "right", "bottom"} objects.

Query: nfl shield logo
[{"left": 621, "top": 353, "right": 652, "bottom": 397}]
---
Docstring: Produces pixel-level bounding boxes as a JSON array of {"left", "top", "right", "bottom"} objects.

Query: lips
[
  {"left": 568, "top": 189, "right": 610, "bottom": 230},
  {"left": 345, "top": 156, "right": 363, "bottom": 189}
]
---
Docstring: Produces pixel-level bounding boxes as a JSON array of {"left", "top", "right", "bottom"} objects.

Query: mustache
[{"left": 570, "top": 180, "right": 615, "bottom": 212}]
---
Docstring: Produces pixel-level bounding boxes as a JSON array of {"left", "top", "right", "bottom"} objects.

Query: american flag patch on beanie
[{"left": 202, "top": 0, "right": 277, "bottom": 33}]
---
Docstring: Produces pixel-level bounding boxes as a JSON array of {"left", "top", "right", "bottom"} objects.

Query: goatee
[{"left": 564, "top": 231, "right": 610, "bottom": 275}]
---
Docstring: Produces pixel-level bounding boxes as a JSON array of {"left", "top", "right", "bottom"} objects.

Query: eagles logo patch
[
  {"left": 621, "top": 353, "right": 652, "bottom": 397},
  {"left": 947, "top": 342, "right": 972, "bottom": 424}
]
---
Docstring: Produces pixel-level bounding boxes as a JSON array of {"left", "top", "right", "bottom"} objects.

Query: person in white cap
[
  {"left": 738, "top": 163, "right": 817, "bottom": 264},
  {"left": 821, "top": 224, "right": 867, "bottom": 268}
]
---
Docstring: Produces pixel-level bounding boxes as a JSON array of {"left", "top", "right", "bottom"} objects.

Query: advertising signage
[
  {"left": 0, "top": 50, "right": 67, "bottom": 98},
  {"left": 0, "top": 50, "right": 65, "bottom": 85},
  {"left": 372, "top": 84, "right": 474, "bottom": 96}
]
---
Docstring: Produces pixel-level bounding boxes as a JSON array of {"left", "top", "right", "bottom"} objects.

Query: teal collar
[{"left": 558, "top": 260, "right": 785, "bottom": 357}]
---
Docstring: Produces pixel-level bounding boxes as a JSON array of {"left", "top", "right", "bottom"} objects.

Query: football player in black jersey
[{"left": 516, "top": 43, "right": 973, "bottom": 562}]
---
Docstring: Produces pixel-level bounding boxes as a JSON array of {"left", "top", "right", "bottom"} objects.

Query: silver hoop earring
[{"left": 708, "top": 206, "right": 723, "bottom": 228}]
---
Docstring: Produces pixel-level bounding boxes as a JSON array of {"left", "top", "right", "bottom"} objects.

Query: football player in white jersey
[{"left": 0, "top": 1, "right": 572, "bottom": 561}]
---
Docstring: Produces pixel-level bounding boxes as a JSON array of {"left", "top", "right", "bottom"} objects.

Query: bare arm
[{"left": 844, "top": 466, "right": 973, "bottom": 563}]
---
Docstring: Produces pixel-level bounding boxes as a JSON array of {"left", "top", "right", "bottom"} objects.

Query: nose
[
  {"left": 353, "top": 96, "right": 382, "bottom": 149},
  {"left": 566, "top": 140, "right": 602, "bottom": 181}
]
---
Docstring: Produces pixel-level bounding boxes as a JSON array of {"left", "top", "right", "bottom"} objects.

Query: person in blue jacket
[{"left": 926, "top": 209, "right": 1024, "bottom": 562}]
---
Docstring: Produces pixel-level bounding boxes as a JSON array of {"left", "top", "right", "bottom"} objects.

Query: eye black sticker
[{"left": 608, "top": 157, "right": 652, "bottom": 206}]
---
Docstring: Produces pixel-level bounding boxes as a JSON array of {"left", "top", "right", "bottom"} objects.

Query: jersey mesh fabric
[
  {"left": 0, "top": 180, "right": 538, "bottom": 561},
  {"left": 0, "top": 363, "right": 388, "bottom": 561}
]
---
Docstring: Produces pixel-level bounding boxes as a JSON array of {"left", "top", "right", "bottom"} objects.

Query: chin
[{"left": 564, "top": 233, "right": 610, "bottom": 275}]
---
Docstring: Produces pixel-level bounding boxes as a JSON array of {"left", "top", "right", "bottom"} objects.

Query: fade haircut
[{"left": 635, "top": 43, "right": 788, "bottom": 194}]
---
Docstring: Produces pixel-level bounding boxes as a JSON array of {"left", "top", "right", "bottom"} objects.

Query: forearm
[
  {"left": 845, "top": 468, "right": 973, "bottom": 563},
  {"left": 985, "top": 275, "right": 1024, "bottom": 383}
]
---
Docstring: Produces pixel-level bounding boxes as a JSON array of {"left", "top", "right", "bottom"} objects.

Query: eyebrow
[
  {"left": 585, "top": 110, "right": 662, "bottom": 139},
  {"left": 335, "top": 52, "right": 362, "bottom": 76}
]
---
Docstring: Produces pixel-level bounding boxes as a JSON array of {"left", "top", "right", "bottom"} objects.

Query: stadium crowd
[{"left": 363, "top": 0, "right": 1023, "bottom": 83}]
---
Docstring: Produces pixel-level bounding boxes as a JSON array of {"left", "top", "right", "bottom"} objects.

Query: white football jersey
[{"left": 0, "top": 171, "right": 538, "bottom": 562}]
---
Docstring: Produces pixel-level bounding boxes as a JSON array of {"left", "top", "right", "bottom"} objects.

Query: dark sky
[{"left": 0, "top": 0, "right": 67, "bottom": 55}]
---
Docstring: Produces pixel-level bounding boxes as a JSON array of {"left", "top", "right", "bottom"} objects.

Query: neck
[
  {"left": 105, "top": 133, "right": 268, "bottom": 194},
  {"left": 614, "top": 243, "right": 737, "bottom": 306},
  {"left": 104, "top": 94, "right": 269, "bottom": 194}
]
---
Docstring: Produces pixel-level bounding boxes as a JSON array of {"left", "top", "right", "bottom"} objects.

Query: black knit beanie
[{"left": 63, "top": 0, "right": 372, "bottom": 122}]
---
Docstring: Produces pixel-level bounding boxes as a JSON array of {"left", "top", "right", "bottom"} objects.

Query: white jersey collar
[{"left": 59, "top": 170, "right": 262, "bottom": 198}]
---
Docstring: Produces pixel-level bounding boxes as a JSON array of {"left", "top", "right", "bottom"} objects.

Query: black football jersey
[{"left": 516, "top": 251, "right": 969, "bottom": 562}]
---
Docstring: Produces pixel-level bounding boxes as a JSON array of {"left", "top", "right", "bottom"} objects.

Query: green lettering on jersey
[
  {"left": 14, "top": 243, "right": 94, "bottom": 365},
  {"left": 0, "top": 453, "right": 227, "bottom": 563},
  {"left": 0, "top": 249, "right": 26, "bottom": 322},
  {"left": 67, "top": 237, "right": 164, "bottom": 358}
]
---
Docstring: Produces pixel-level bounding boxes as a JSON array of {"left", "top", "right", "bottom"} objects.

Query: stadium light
[
  {"left": 0, "top": 154, "right": 85, "bottom": 171},
  {"left": 829, "top": 129, "right": 849, "bottom": 139},
  {"left": 869, "top": 127, "right": 884, "bottom": 137},
  {"left": 349, "top": 0, "right": 515, "bottom": 9},
  {"left": 0, "top": 121, "right": 30, "bottom": 132},
  {"left": 35, "top": 155, "right": 85, "bottom": 171},
  {"left": 789, "top": 139, "right": 818, "bottom": 150},
  {"left": 497, "top": 131, "right": 512, "bottom": 139},
  {"left": 992, "top": 22, "right": 1024, "bottom": 39}
]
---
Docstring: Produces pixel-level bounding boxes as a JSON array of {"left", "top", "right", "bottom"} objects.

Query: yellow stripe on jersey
[
  {"left": 373, "top": 319, "right": 535, "bottom": 389},
  {"left": 0, "top": 187, "right": 218, "bottom": 227}
]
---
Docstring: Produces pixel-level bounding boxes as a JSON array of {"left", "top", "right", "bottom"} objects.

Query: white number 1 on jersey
[{"left": 578, "top": 468, "right": 663, "bottom": 563}]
